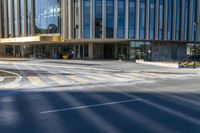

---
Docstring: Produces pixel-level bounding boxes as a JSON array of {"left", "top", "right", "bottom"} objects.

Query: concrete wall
[{"left": 152, "top": 42, "right": 187, "bottom": 61}]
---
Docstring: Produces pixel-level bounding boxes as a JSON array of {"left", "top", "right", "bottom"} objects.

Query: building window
[
  {"left": 176, "top": 0, "right": 181, "bottom": 40},
  {"left": 95, "top": 0, "right": 102, "bottom": 38},
  {"left": 139, "top": 0, "right": 145, "bottom": 39},
  {"left": 35, "top": 0, "right": 61, "bottom": 34},
  {"left": 128, "top": 0, "right": 135, "bottom": 38},
  {"left": 74, "top": 0, "right": 80, "bottom": 38},
  {"left": 106, "top": 0, "right": 114, "bottom": 38},
  {"left": 159, "top": 0, "right": 164, "bottom": 40},
  {"left": 117, "top": 0, "right": 125, "bottom": 38},
  {"left": 149, "top": 0, "right": 155, "bottom": 39},
  {"left": 184, "top": 0, "right": 189, "bottom": 40},
  {"left": 167, "top": 0, "right": 172, "bottom": 40},
  {"left": 20, "top": 0, "right": 24, "bottom": 35},
  {"left": 83, "top": 0, "right": 90, "bottom": 38},
  {"left": 28, "top": 0, "right": 31, "bottom": 35},
  {"left": 192, "top": 0, "right": 197, "bottom": 41}
]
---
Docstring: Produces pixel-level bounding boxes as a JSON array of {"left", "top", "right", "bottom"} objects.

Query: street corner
[{"left": 0, "top": 70, "right": 22, "bottom": 88}]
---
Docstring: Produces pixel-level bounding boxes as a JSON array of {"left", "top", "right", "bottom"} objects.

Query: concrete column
[
  {"left": 172, "top": 0, "right": 177, "bottom": 40},
  {"left": 188, "top": 0, "right": 193, "bottom": 41},
  {"left": 135, "top": 0, "right": 140, "bottom": 39},
  {"left": 125, "top": 0, "right": 129, "bottom": 39},
  {"left": 114, "top": 0, "right": 118, "bottom": 39},
  {"left": 154, "top": 0, "right": 159, "bottom": 40},
  {"left": 24, "top": 0, "right": 28, "bottom": 36},
  {"left": 78, "top": 0, "right": 82, "bottom": 39},
  {"left": 68, "top": 0, "right": 72, "bottom": 39},
  {"left": 0, "top": 1, "right": 2, "bottom": 38},
  {"left": 88, "top": 43, "right": 94, "bottom": 59},
  {"left": 61, "top": 0, "right": 68, "bottom": 40},
  {"left": 180, "top": 0, "right": 185, "bottom": 41},
  {"left": 145, "top": 0, "right": 150, "bottom": 40},
  {"left": 30, "top": 0, "right": 35, "bottom": 36},
  {"left": 3, "top": 0, "right": 8, "bottom": 38},
  {"left": 102, "top": 0, "right": 106, "bottom": 38},
  {"left": 163, "top": 0, "right": 168, "bottom": 40},
  {"left": 16, "top": 0, "right": 21, "bottom": 37}
]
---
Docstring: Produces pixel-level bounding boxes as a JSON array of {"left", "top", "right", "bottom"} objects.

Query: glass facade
[
  {"left": 158, "top": 0, "right": 164, "bottom": 40},
  {"left": 176, "top": 0, "right": 181, "bottom": 40},
  {"left": 35, "top": 0, "right": 61, "bottom": 34},
  {"left": 73, "top": 0, "right": 80, "bottom": 38},
  {"left": 0, "top": 0, "right": 199, "bottom": 42},
  {"left": 83, "top": 0, "right": 90, "bottom": 38},
  {"left": 128, "top": 0, "right": 135, "bottom": 38},
  {"left": 106, "top": 0, "right": 114, "bottom": 38},
  {"left": 95, "top": 0, "right": 102, "bottom": 38},
  {"left": 184, "top": 0, "right": 189, "bottom": 40},
  {"left": 149, "top": 0, "right": 155, "bottom": 40},
  {"left": 139, "top": 0, "right": 145, "bottom": 39},
  {"left": 117, "top": 0, "right": 125, "bottom": 38},
  {"left": 167, "top": 0, "right": 172, "bottom": 40}
]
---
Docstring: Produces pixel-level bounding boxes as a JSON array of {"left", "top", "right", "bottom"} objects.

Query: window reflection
[
  {"left": 128, "top": 0, "right": 135, "bottom": 38},
  {"left": 83, "top": 0, "right": 90, "bottom": 38},
  {"left": 106, "top": 0, "right": 114, "bottom": 38},
  {"left": 95, "top": 0, "right": 102, "bottom": 38},
  {"left": 149, "top": 0, "right": 155, "bottom": 39},
  {"left": 35, "top": 0, "right": 61, "bottom": 34},
  {"left": 118, "top": 0, "right": 125, "bottom": 38},
  {"left": 139, "top": 0, "right": 145, "bottom": 39}
]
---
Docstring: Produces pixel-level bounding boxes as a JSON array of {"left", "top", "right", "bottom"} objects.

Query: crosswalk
[{"left": 1, "top": 72, "right": 196, "bottom": 90}]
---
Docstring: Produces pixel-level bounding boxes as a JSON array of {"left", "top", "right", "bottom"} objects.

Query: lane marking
[
  {"left": 115, "top": 74, "right": 144, "bottom": 80},
  {"left": 40, "top": 98, "right": 142, "bottom": 114},
  {"left": 67, "top": 75, "right": 90, "bottom": 83},
  {"left": 27, "top": 76, "right": 45, "bottom": 86},
  {"left": 48, "top": 76, "right": 71, "bottom": 85},
  {"left": 98, "top": 74, "right": 127, "bottom": 81}
]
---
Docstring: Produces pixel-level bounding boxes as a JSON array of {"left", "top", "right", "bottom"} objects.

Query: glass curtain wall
[
  {"left": 139, "top": 0, "right": 145, "bottom": 39},
  {"left": 8, "top": 0, "right": 11, "bottom": 36},
  {"left": 73, "top": 0, "right": 80, "bottom": 38},
  {"left": 117, "top": 0, "right": 125, "bottom": 38},
  {"left": 184, "top": 0, "right": 189, "bottom": 40},
  {"left": 149, "top": 0, "right": 155, "bottom": 39},
  {"left": 20, "top": 0, "right": 24, "bottom": 35},
  {"left": 83, "top": 0, "right": 90, "bottom": 38},
  {"left": 106, "top": 0, "right": 114, "bottom": 38},
  {"left": 128, "top": 0, "right": 135, "bottom": 38},
  {"left": 176, "top": 0, "right": 181, "bottom": 40},
  {"left": 159, "top": 0, "right": 164, "bottom": 40},
  {"left": 28, "top": 0, "right": 31, "bottom": 35},
  {"left": 95, "top": 0, "right": 102, "bottom": 38},
  {"left": 35, "top": 0, "right": 61, "bottom": 34},
  {"left": 14, "top": 0, "right": 17, "bottom": 36},
  {"left": 167, "top": 0, "right": 172, "bottom": 40},
  {"left": 192, "top": 0, "right": 197, "bottom": 41}
]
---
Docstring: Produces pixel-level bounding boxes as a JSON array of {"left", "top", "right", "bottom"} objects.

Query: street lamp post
[{"left": 193, "top": 22, "right": 199, "bottom": 68}]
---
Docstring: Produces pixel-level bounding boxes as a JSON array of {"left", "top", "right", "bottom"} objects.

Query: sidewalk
[
  {"left": 136, "top": 60, "right": 179, "bottom": 68},
  {"left": 0, "top": 58, "right": 29, "bottom": 61}
]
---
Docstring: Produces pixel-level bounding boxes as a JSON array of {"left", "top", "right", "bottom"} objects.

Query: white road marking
[
  {"left": 27, "top": 76, "right": 45, "bottom": 86},
  {"left": 40, "top": 98, "right": 142, "bottom": 114},
  {"left": 67, "top": 75, "right": 90, "bottom": 83},
  {"left": 48, "top": 76, "right": 71, "bottom": 85},
  {"left": 115, "top": 74, "right": 144, "bottom": 80}
]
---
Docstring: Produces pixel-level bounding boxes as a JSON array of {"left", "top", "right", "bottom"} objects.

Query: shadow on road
[{"left": 0, "top": 90, "right": 200, "bottom": 133}]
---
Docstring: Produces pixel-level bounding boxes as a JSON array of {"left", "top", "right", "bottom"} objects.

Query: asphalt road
[{"left": 0, "top": 60, "right": 200, "bottom": 133}]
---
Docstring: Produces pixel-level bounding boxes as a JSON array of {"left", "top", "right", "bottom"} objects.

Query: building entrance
[{"left": 104, "top": 44, "right": 115, "bottom": 59}]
